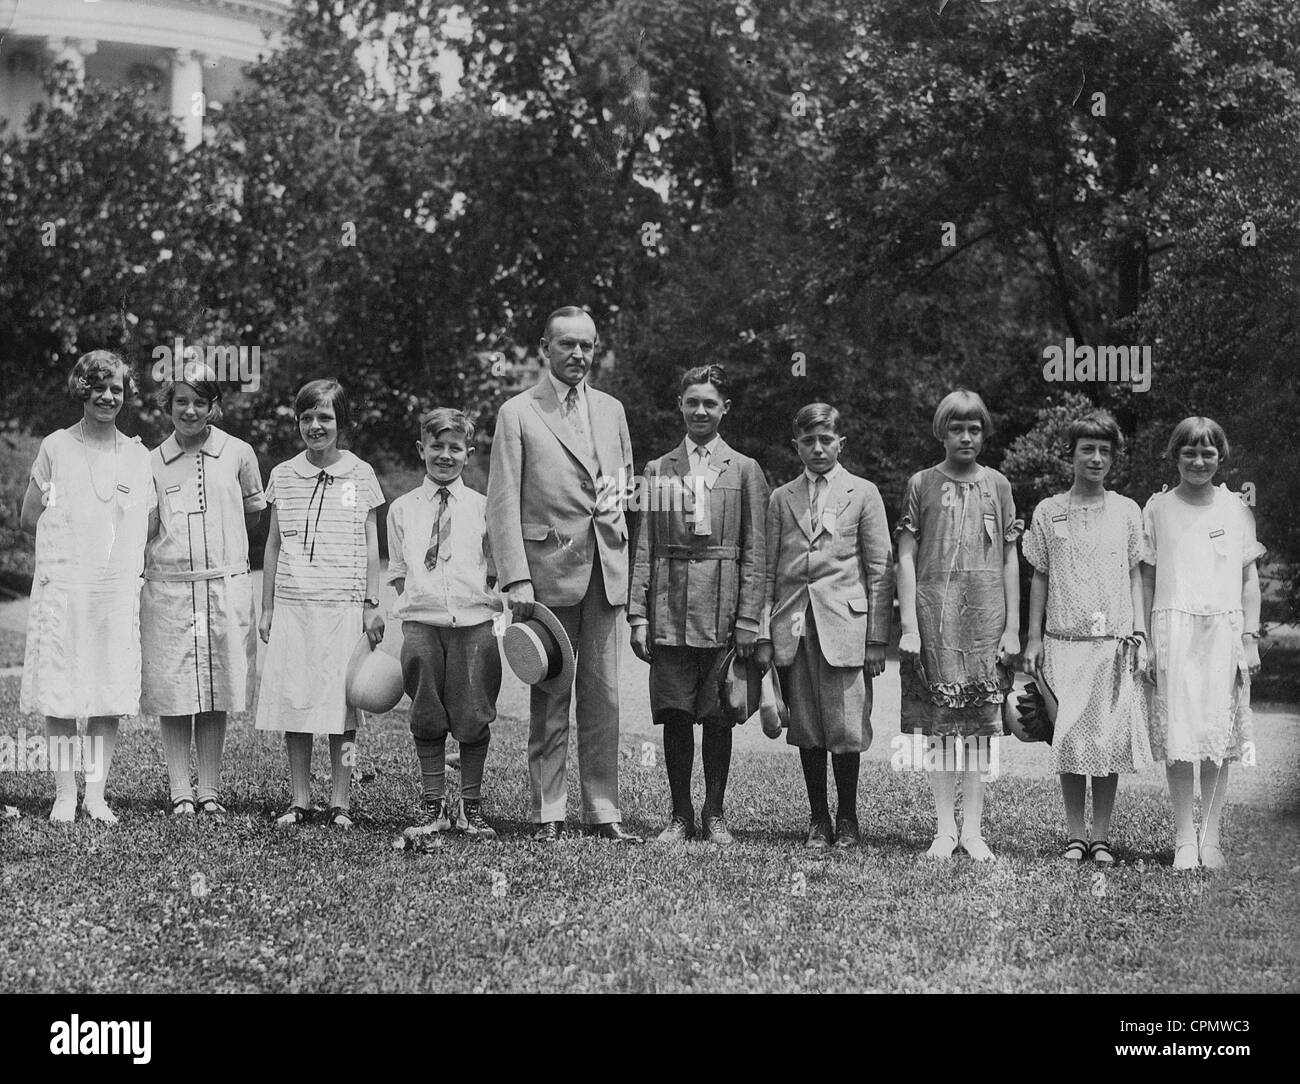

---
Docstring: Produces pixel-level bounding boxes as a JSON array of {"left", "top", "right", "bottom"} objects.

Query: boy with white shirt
[{"left": 387, "top": 408, "right": 503, "bottom": 840}]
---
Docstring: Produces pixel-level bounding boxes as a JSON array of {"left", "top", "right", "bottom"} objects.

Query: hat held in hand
[
  {"left": 1002, "top": 668, "right": 1058, "bottom": 744},
  {"left": 751, "top": 664, "right": 790, "bottom": 739},
  {"left": 502, "top": 602, "right": 575, "bottom": 695},
  {"left": 716, "top": 648, "right": 763, "bottom": 727},
  {"left": 345, "top": 635, "right": 404, "bottom": 714}
]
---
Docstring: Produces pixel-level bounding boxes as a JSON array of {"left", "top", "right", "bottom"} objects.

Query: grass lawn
[{"left": 1, "top": 673, "right": 1297, "bottom": 994}]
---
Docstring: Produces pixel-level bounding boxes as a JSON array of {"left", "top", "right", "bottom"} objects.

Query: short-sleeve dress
[
  {"left": 20, "top": 427, "right": 155, "bottom": 719},
  {"left": 1022, "top": 491, "right": 1152, "bottom": 774},
  {"left": 141, "top": 428, "right": 267, "bottom": 716},
  {"left": 1143, "top": 485, "right": 1265, "bottom": 765},
  {"left": 897, "top": 465, "right": 1022, "bottom": 737},
  {"left": 254, "top": 450, "right": 384, "bottom": 735}
]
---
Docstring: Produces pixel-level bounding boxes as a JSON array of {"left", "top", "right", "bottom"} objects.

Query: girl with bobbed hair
[{"left": 19, "top": 350, "right": 155, "bottom": 823}]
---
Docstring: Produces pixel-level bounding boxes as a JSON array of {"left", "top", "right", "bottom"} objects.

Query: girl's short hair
[
  {"left": 679, "top": 364, "right": 728, "bottom": 398},
  {"left": 67, "top": 350, "right": 136, "bottom": 401},
  {"left": 792, "top": 402, "right": 841, "bottom": 436},
  {"left": 154, "top": 361, "right": 224, "bottom": 419},
  {"left": 932, "top": 389, "right": 993, "bottom": 441},
  {"left": 1165, "top": 416, "right": 1230, "bottom": 462},
  {"left": 419, "top": 407, "right": 475, "bottom": 444},
  {"left": 294, "top": 379, "right": 351, "bottom": 430},
  {"left": 1065, "top": 410, "right": 1124, "bottom": 457}
]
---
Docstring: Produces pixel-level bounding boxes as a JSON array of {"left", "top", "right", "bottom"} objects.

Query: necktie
[
  {"left": 691, "top": 445, "right": 711, "bottom": 536},
  {"left": 424, "top": 487, "right": 451, "bottom": 570},
  {"left": 811, "top": 475, "right": 826, "bottom": 535},
  {"left": 563, "top": 386, "right": 594, "bottom": 459}
]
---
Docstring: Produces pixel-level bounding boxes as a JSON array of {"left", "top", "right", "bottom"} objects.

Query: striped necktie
[
  {"left": 424, "top": 487, "right": 451, "bottom": 570},
  {"left": 563, "top": 386, "right": 595, "bottom": 459},
  {"left": 811, "top": 475, "right": 827, "bottom": 534}
]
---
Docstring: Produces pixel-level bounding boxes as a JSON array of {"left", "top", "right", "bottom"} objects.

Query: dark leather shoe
[
  {"left": 532, "top": 821, "right": 564, "bottom": 843},
  {"left": 591, "top": 821, "right": 644, "bottom": 844},
  {"left": 805, "top": 817, "right": 833, "bottom": 851},
  {"left": 656, "top": 815, "right": 695, "bottom": 843},
  {"left": 702, "top": 814, "right": 734, "bottom": 846},
  {"left": 834, "top": 816, "right": 860, "bottom": 849}
]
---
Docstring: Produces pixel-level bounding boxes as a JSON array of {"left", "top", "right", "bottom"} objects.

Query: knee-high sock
[
  {"left": 701, "top": 722, "right": 732, "bottom": 818},
  {"left": 800, "top": 747, "right": 830, "bottom": 823},
  {"left": 194, "top": 711, "right": 227, "bottom": 803},
  {"left": 1090, "top": 773, "right": 1119, "bottom": 840},
  {"left": 415, "top": 736, "right": 447, "bottom": 802},
  {"left": 928, "top": 739, "right": 958, "bottom": 838},
  {"left": 831, "top": 752, "right": 860, "bottom": 821},
  {"left": 662, "top": 712, "right": 695, "bottom": 819},
  {"left": 160, "top": 716, "right": 193, "bottom": 803},
  {"left": 1199, "top": 759, "right": 1230, "bottom": 846},
  {"left": 45, "top": 717, "right": 78, "bottom": 804},
  {"left": 1060, "top": 773, "right": 1087, "bottom": 840},
  {"left": 83, "top": 717, "right": 118, "bottom": 804},
  {"left": 459, "top": 736, "right": 489, "bottom": 801},
  {"left": 286, "top": 732, "right": 313, "bottom": 809},
  {"left": 1165, "top": 761, "right": 1196, "bottom": 845},
  {"left": 328, "top": 730, "right": 355, "bottom": 809},
  {"left": 960, "top": 768, "right": 985, "bottom": 837}
]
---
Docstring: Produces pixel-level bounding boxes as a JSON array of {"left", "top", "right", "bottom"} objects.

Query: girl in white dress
[
  {"left": 143, "top": 363, "right": 266, "bottom": 816},
  {"left": 19, "top": 351, "right": 156, "bottom": 823},
  {"left": 1141, "top": 417, "right": 1264, "bottom": 871},
  {"left": 255, "top": 380, "right": 385, "bottom": 828},
  {"left": 1023, "top": 411, "right": 1151, "bottom": 865}
]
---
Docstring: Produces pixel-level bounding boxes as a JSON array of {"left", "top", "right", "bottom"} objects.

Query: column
[{"left": 170, "top": 48, "right": 204, "bottom": 151}]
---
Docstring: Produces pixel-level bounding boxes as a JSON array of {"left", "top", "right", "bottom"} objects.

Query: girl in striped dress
[{"left": 255, "top": 380, "right": 385, "bottom": 828}]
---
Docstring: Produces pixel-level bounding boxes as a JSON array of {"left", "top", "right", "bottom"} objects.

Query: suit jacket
[
  {"left": 628, "top": 438, "right": 768, "bottom": 647},
  {"left": 487, "top": 377, "right": 633, "bottom": 608},
  {"left": 763, "top": 469, "right": 895, "bottom": 667}
]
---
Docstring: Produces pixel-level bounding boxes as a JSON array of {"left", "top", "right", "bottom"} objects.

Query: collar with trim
[
  {"left": 288, "top": 449, "right": 359, "bottom": 478},
  {"left": 158, "top": 426, "right": 230, "bottom": 464}
]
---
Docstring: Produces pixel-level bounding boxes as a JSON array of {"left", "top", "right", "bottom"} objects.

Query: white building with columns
[{"left": 0, "top": 0, "right": 292, "bottom": 149}]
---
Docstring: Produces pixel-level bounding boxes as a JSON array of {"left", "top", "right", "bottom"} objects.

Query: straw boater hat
[
  {"left": 345, "top": 635, "right": 405, "bottom": 713},
  {"left": 502, "top": 602, "right": 576, "bottom": 694}
]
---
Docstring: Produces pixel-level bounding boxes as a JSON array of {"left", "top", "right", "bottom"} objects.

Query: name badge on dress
[{"left": 1052, "top": 513, "right": 1069, "bottom": 540}]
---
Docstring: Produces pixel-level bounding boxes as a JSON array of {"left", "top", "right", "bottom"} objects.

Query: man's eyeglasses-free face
[{"left": 548, "top": 338, "right": 598, "bottom": 355}]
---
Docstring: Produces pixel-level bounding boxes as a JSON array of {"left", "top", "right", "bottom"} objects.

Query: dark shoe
[
  {"left": 702, "top": 814, "right": 734, "bottom": 846},
  {"left": 532, "top": 821, "right": 564, "bottom": 843},
  {"left": 591, "top": 821, "right": 645, "bottom": 845},
  {"left": 325, "top": 806, "right": 354, "bottom": 829},
  {"left": 461, "top": 800, "right": 499, "bottom": 842},
  {"left": 834, "top": 817, "right": 860, "bottom": 849},
  {"left": 656, "top": 814, "right": 696, "bottom": 843},
  {"left": 805, "top": 817, "right": 833, "bottom": 851},
  {"left": 418, "top": 796, "right": 452, "bottom": 832}
]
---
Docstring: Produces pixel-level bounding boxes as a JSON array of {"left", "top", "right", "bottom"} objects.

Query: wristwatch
[{"left": 363, "top": 596, "right": 381, "bottom": 609}]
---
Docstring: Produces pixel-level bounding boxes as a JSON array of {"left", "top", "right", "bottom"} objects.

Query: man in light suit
[{"left": 487, "top": 306, "right": 643, "bottom": 843}]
